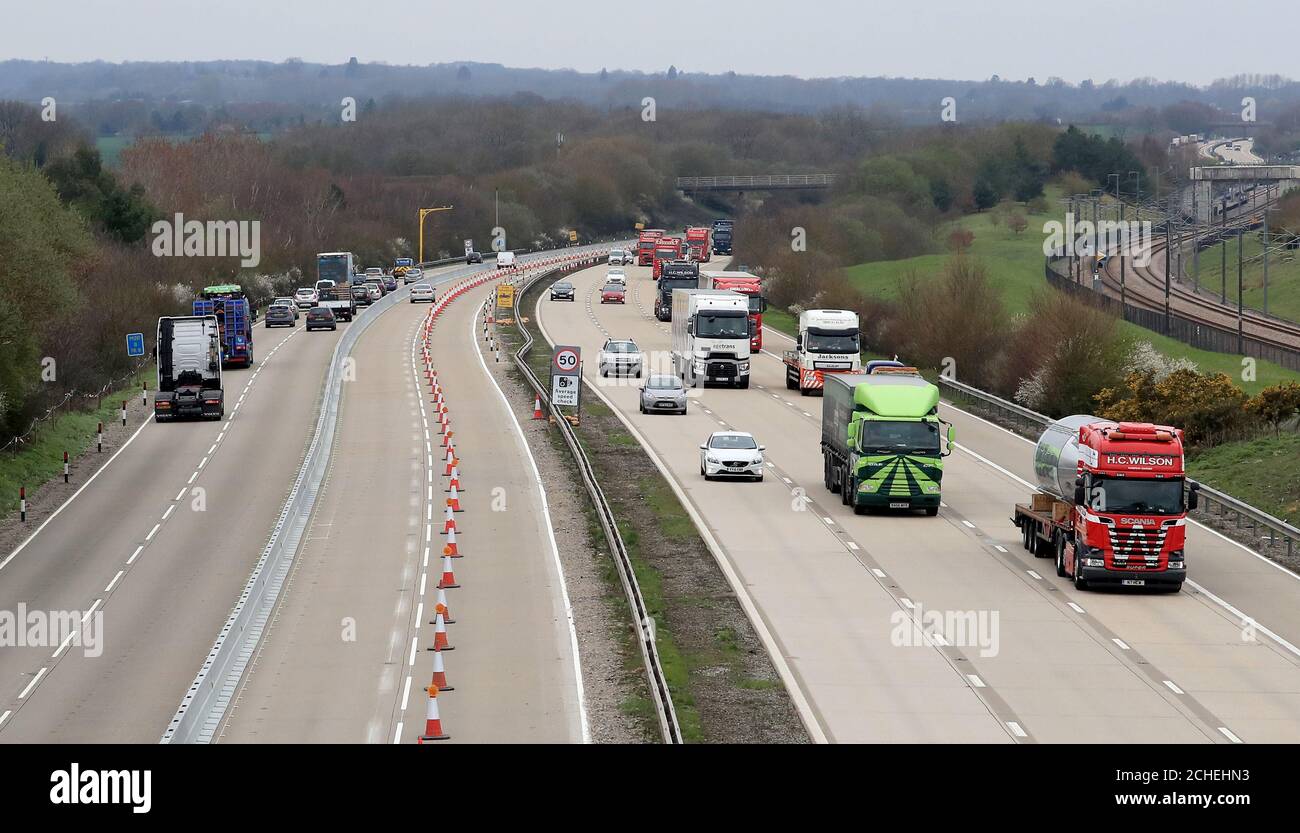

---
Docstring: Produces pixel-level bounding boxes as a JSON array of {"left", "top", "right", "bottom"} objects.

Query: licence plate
[
  {"left": 1121, "top": 579, "right": 1146, "bottom": 586},
  {"left": 728, "top": 467, "right": 746, "bottom": 472},
  {"left": 889, "top": 502, "right": 909, "bottom": 509}
]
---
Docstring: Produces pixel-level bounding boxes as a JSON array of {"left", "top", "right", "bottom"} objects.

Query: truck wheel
[
  {"left": 786, "top": 372, "right": 797, "bottom": 390},
  {"left": 1020, "top": 522, "right": 1031, "bottom": 551},
  {"left": 924, "top": 506, "right": 939, "bottom": 516},
  {"left": 1055, "top": 537, "right": 1068, "bottom": 577},
  {"left": 1026, "top": 527, "right": 1039, "bottom": 556},
  {"left": 737, "top": 377, "right": 749, "bottom": 389},
  {"left": 799, "top": 386, "right": 811, "bottom": 397},
  {"left": 1071, "top": 542, "right": 1089, "bottom": 590}
]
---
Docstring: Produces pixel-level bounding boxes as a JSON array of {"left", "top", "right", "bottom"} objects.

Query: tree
[
  {"left": 667, "top": 65, "right": 678, "bottom": 80},
  {"left": 1095, "top": 368, "right": 1250, "bottom": 445},
  {"left": 930, "top": 178, "right": 953, "bottom": 212},
  {"left": 1008, "top": 212, "right": 1028, "bottom": 235},
  {"left": 1246, "top": 382, "right": 1300, "bottom": 436},
  {"left": 946, "top": 229, "right": 974, "bottom": 253},
  {"left": 973, "top": 177, "right": 999, "bottom": 210}
]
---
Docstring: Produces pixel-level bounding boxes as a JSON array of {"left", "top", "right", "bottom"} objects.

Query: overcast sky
[{"left": 0, "top": 0, "right": 1289, "bottom": 86}]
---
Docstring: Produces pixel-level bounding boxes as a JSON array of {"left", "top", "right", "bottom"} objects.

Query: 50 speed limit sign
[{"left": 551, "top": 345, "right": 581, "bottom": 408}]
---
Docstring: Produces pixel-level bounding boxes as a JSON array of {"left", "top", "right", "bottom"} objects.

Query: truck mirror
[
  {"left": 1073, "top": 478, "right": 1086, "bottom": 506},
  {"left": 1187, "top": 481, "right": 1200, "bottom": 511},
  {"left": 796, "top": 334, "right": 803, "bottom": 348},
  {"left": 945, "top": 425, "right": 955, "bottom": 456},
  {"left": 686, "top": 321, "right": 693, "bottom": 335}
]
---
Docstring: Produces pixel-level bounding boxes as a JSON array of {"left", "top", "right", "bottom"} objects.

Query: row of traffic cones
[{"left": 415, "top": 249, "right": 595, "bottom": 742}]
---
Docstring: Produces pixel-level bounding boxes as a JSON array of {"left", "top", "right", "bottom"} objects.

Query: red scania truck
[
  {"left": 685, "top": 227, "right": 712, "bottom": 262},
  {"left": 637, "top": 229, "right": 665, "bottom": 265},
  {"left": 652, "top": 237, "right": 684, "bottom": 279},
  {"left": 1013, "top": 416, "right": 1199, "bottom": 592}
]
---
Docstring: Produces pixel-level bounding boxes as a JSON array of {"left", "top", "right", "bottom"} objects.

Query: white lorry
[
  {"left": 671, "top": 288, "right": 751, "bottom": 388},
  {"left": 154, "top": 315, "right": 224, "bottom": 421},
  {"left": 782, "top": 309, "right": 862, "bottom": 395}
]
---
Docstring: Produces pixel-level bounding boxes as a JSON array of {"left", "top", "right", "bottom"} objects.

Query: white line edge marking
[
  {"left": 966, "top": 674, "right": 986, "bottom": 688},
  {"left": 18, "top": 667, "right": 47, "bottom": 699},
  {"left": 1007, "top": 721, "right": 1027, "bottom": 738},
  {"left": 1163, "top": 680, "right": 1185, "bottom": 695},
  {"left": 471, "top": 292, "right": 590, "bottom": 744},
  {"left": 104, "top": 570, "right": 125, "bottom": 593},
  {"left": 1219, "top": 727, "right": 1243, "bottom": 743},
  {"left": 0, "top": 417, "right": 152, "bottom": 573},
  {"left": 145, "top": 523, "right": 160, "bottom": 541}
]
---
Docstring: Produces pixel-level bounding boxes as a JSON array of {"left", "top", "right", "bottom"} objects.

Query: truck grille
[
  {"left": 707, "top": 362, "right": 736, "bottom": 377},
  {"left": 1108, "top": 526, "right": 1167, "bottom": 566}
]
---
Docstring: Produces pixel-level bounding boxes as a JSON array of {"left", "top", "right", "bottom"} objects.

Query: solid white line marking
[
  {"left": 18, "top": 668, "right": 47, "bottom": 699},
  {"left": 145, "top": 523, "right": 160, "bottom": 541},
  {"left": 1163, "top": 680, "right": 1185, "bottom": 695},
  {"left": 104, "top": 570, "right": 125, "bottom": 593}
]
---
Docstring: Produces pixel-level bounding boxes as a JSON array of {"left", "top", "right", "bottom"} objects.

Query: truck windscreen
[
  {"left": 806, "top": 328, "right": 859, "bottom": 353},
  {"left": 660, "top": 279, "right": 697, "bottom": 296},
  {"left": 1091, "top": 476, "right": 1184, "bottom": 515},
  {"left": 858, "top": 420, "right": 940, "bottom": 454},
  {"left": 695, "top": 312, "right": 748, "bottom": 339}
]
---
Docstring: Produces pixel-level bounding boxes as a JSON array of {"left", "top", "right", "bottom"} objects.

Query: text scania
[
  {"left": 50, "top": 764, "right": 151, "bottom": 814},
  {"left": 151, "top": 213, "right": 261, "bottom": 267}
]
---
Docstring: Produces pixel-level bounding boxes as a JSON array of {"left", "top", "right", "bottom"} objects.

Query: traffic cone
[
  {"left": 445, "top": 466, "right": 463, "bottom": 492},
  {"left": 438, "top": 554, "right": 460, "bottom": 588},
  {"left": 443, "top": 527, "right": 461, "bottom": 558},
  {"left": 417, "top": 685, "right": 449, "bottom": 742},
  {"left": 532, "top": 394, "right": 544, "bottom": 420},
  {"left": 447, "top": 484, "right": 463, "bottom": 513},
  {"left": 441, "top": 429, "right": 455, "bottom": 448},
  {"left": 443, "top": 447, "right": 456, "bottom": 476},
  {"left": 427, "top": 611, "right": 454, "bottom": 651},
  {"left": 433, "top": 587, "right": 455, "bottom": 624},
  {"left": 429, "top": 647, "right": 454, "bottom": 691},
  {"left": 441, "top": 504, "right": 458, "bottom": 534}
]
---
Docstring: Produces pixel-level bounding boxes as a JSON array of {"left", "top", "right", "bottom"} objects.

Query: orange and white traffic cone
[
  {"left": 432, "top": 586, "right": 455, "bottom": 624},
  {"left": 441, "top": 504, "right": 458, "bottom": 534},
  {"left": 445, "top": 466, "right": 462, "bottom": 492},
  {"left": 427, "top": 611, "right": 454, "bottom": 651},
  {"left": 417, "top": 685, "right": 449, "bottom": 742},
  {"left": 429, "top": 647, "right": 454, "bottom": 691},
  {"left": 438, "top": 554, "right": 460, "bottom": 588},
  {"left": 446, "top": 484, "right": 463, "bottom": 513},
  {"left": 532, "top": 395, "right": 544, "bottom": 420},
  {"left": 443, "top": 527, "right": 461, "bottom": 558},
  {"left": 441, "top": 429, "right": 455, "bottom": 447},
  {"left": 443, "top": 447, "right": 456, "bottom": 476}
]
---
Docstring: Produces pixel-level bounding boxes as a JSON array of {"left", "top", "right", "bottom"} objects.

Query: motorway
[
  {"left": 0, "top": 260, "right": 491, "bottom": 742},
  {"left": 217, "top": 257, "right": 587, "bottom": 743},
  {"left": 536, "top": 258, "right": 1300, "bottom": 743}
]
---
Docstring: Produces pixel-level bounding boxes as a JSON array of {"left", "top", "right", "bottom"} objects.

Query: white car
[
  {"left": 699, "top": 431, "right": 765, "bottom": 482},
  {"left": 409, "top": 283, "right": 436, "bottom": 303},
  {"left": 598, "top": 338, "right": 642, "bottom": 378},
  {"left": 609, "top": 249, "right": 625, "bottom": 265},
  {"left": 605, "top": 268, "right": 626, "bottom": 285},
  {"left": 293, "top": 287, "right": 319, "bottom": 309}
]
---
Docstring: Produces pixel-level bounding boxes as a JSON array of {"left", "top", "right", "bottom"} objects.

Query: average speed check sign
[{"left": 551, "top": 345, "right": 581, "bottom": 407}]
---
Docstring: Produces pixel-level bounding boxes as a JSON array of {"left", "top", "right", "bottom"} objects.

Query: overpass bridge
[
  {"left": 1189, "top": 164, "right": 1300, "bottom": 221},
  {"left": 676, "top": 174, "right": 837, "bottom": 193}
]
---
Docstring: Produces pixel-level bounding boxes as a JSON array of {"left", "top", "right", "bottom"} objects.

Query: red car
[{"left": 600, "top": 283, "right": 626, "bottom": 304}]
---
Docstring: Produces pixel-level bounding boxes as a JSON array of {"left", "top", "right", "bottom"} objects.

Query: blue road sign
[{"left": 126, "top": 332, "right": 145, "bottom": 357}]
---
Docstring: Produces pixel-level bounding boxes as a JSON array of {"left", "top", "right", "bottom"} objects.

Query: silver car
[{"left": 639, "top": 374, "right": 687, "bottom": 415}]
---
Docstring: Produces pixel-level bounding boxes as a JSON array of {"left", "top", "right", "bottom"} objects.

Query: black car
[
  {"left": 351, "top": 284, "right": 372, "bottom": 306},
  {"left": 466, "top": 250, "right": 483, "bottom": 264},
  {"left": 550, "top": 281, "right": 576, "bottom": 301},
  {"left": 305, "top": 307, "right": 337, "bottom": 331},
  {"left": 264, "top": 304, "right": 296, "bottom": 328}
]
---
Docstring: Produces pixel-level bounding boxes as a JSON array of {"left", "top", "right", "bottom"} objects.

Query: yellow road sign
[
  {"left": 496, "top": 284, "right": 516, "bottom": 309},
  {"left": 568, "top": 230, "right": 578, "bottom": 242}
]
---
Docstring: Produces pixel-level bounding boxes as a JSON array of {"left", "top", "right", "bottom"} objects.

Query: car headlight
[
  {"left": 706, "top": 456, "right": 719, "bottom": 464},
  {"left": 693, "top": 361, "right": 705, "bottom": 372},
  {"left": 861, "top": 481, "right": 878, "bottom": 491},
  {"left": 924, "top": 484, "right": 940, "bottom": 493}
]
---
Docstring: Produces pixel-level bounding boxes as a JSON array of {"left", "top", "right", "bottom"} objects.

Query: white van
[
  {"left": 497, "top": 251, "right": 516, "bottom": 269},
  {"left": 609, "top": 248, "right": 625, "bottom": 265}
]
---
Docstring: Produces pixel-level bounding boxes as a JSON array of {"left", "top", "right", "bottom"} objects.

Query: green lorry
[{"left": 820, "top": 364, "right": 953, "bottom": 515}]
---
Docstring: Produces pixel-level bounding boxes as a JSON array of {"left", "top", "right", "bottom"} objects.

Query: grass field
[
  {"left": 1187, "top": 433, "right": 1300, "bottom": 521},
  {"left": 0, "top": 368, "right": 151, "bottom": 514},
  {"left": 836, "top": 189, "right": 1300, "bottom": 395},
  {"left": 1185, "top": 231, "right": 1300, "bottom": 324}
]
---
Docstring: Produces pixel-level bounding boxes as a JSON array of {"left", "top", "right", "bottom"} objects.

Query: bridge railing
[
  {"left": 676, "top": 174, "right": 837, "bottom": 189},
  {"left": 938, "top": 376, "right": 1299, "bottom": 560}
]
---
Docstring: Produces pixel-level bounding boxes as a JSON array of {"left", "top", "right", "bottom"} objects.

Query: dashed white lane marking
[
  {"left": 872, "top": 568, "right": 887, "bottom": 578},
  {"left": 198, "top": 456, "right": 209, "bottom": 469},
  {"left": 0, "top": 710, "right": 11, "bottom": 727},
  {"left": 1163, "top": 680, "right": 1185, "bottom": 695},
  {"left": 408, "top": 637, "right": 418, "bottom": 667},
  {"left": 162, "top": 505, "right": 174, "bottom": 521},
  {"left": 1067, "top": 602, "right": 1086, "bottom": 614},
  {"left": 1007, "top": 721, "right": 1028, "bottom": 738},
  {"left": 1219, "top": 727, "right": 1243, "bottom": 743},
  {"left": 104, "top": 570, "right": 125, "bottom": 593},
  {"left": 187, "top": 472, "right": 198, "bottom": 485},
  {"left": 967, "top": 674, "right": 986, "bottom": 688},
  {"left": 392, "top": 722, "right": 403, "bottom": 744},
  {"left": 127, "top": 545, "right": 144, "bottom": 565},
  {"left": 400, "top": 675, "right": 412, "bottom": 711},
  {"left": 145, "top": 523, "right": 160, "bottom": 541},
  {"left": 961, "top": 520, "right": 976, "bottom": 529},
  {"left": 18, "top": 668, "right": 47, "bottom": 699},
  {"left": 174, "top": 488, "right": 187, "bottom": 501},
  {"left": 1026, "top": 570, "right": 1043, "bottom": 580},
  {"left": 994, "top": 545, "right": 1009, "bottom": 553},
  {"left": 1112, "top": 638, "right": 1131, "bottom": 651},
  {"left": 846, "top": 541, "right": 860, "bottom": 551},
  {"left": 900, "top": 598, "right": 914, "bottom": 609}
]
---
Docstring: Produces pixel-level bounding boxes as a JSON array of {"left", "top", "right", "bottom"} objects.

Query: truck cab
[
  {"left": 652, "top": 238, "right": 683, "bottom": 279},
  {"left": 685, "top": 227, "right": 712, "bottom": 262},
  {"left": 154, "top": 316, "right": 224, "bottom": 421},
  {"left": 637, "top": 229, "right": 665, "bottom": 266},
  {"left": 654, "top": 262, "right": 700, "bottom": 321},
  {"left": 711, "top": 219, "right": 734, "bottom": 255},
  {"left": 783, "top": 309, "right": 861, "bottom": 395},
  {"left": 671, "top": 289, "right": 751, "bottom": 388},
  {"left": 699, "top": 270, "right": 765, "bottom": 352}
]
